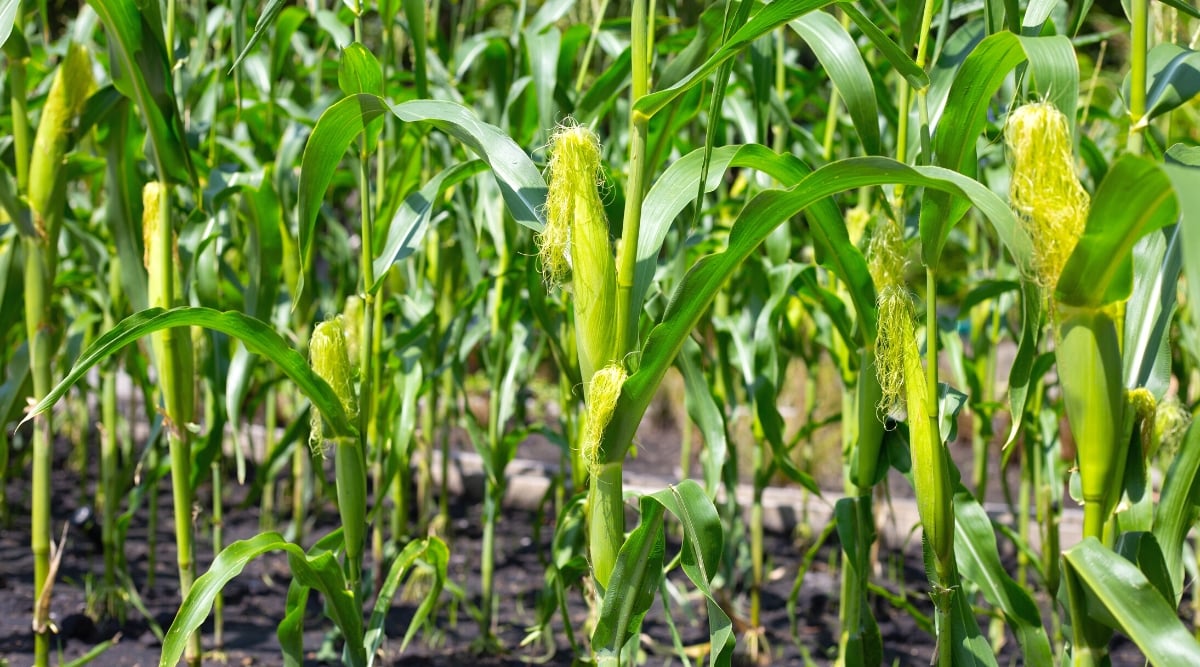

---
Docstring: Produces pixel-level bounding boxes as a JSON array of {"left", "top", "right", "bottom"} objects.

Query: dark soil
[{"left": 0, "top": 395, "right": 1150, "bottom": 666}]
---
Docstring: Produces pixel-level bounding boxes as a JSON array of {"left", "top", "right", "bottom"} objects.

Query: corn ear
[
  {"left": 143, "top": 182, "right": 194, "bottom": 431},
  {"left": 543, "top": 123, "right": 618, "bottom": 385},
  {"left": 1055, "top": 307, "right": 1126, "bottom": 538},
  {"left": 309, "top": 315, "right": 359, "bottom": 451},
  {"left": 309, "top": 316, "right": 366, "bottom": 589},
  {"left": 1149, "top": 396, "right": 1191, "bottom": 460},
  {"left": 582, "top": 363, "right": 627, "bottom": 473},
  {"left": 850, "top": 347, "right": 885, "bottom": 491},
  {"left": 28, "top": 42, "right": 94, "bottom": 236},
  {"left": 900, "top": 315, "right": 954, "bottom": 570},
  {"left": 1005, "top": 102, "right": 1089, "bottom": 289}
]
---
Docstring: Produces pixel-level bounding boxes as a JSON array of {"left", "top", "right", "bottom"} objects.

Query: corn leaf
[
  {"left": 949, "top": 577, "right": 998, "bottom": 667},
  {"left": 1125, "top": 44, "right": 1200, "bottom": 124},
  {"left": 1004, "top": 280, "right": 1044, "bottom": 448},
  {"left": 0, "top": 0, "right": 16, "bottom": 48},
  {"left": 1163, "top": 146, "right": 1200, "bottom": 334},
  {"left": 1153, "top": 422, "right": 1200, "bottom": 603},
  {"left": 1062, "top": 538, "right": 1200, "bottom": 664},
  {"left": 87, "top": 0, "right": 194, "bottom": 186},
  {"left": 230, "top": 0, "right": 289, "bottom": 71},
  {"left": 635, "top": 144, "right": 873, "bottom": 341},
  {"left": 160, "top": 532, "right": 366, "bottom": 667},
  {"left": 1056, "top": 155, "right": 1178, "bottom": 308},
  {"left": 603, "top": 157, "right": 1024, "bottom": 463},
  {"left": 838, "top": 2, "right": 927, "bottom": 89},
  {"left": 678, "top": 337, "right": 727, "bottom": 495},
  {"left": 789, "top": 10, "right": 880, "bottom": 155},
  {"left": 372, "top": 160, "right": 487, "bottom": 291},
  {"left": 19, "top": 307, "right": 357, "bottom": 439},
  {"left": 364, "top": 537, "right": 448, "bottom": 665},
  {"left": 297, "top": 95, "right": 546, "bottom": 299},
  {"left": 635, "top": 0, "right": 839, "bottom": 119},
  {"left": 1122, "top": 226, "right": 1180, "bottom": 396},
  {"left": 594, "top": 480, "right": 732, "bottom": 667},
  {"left": 953, "top": 492, "right": 1053, "bottom": 664}
]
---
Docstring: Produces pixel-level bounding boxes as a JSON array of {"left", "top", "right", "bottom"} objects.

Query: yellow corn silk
[
  {"left": 539, "top": 121, "right": 619, "bottom": 389},
  {"left": 868, "top": 218, "right": 909, "bottom": 418},
  {"left": 1004, "top": 102, "right": 1090, "bottom": 290},
  {"left": 309, "top": 315, "right": 358, "bottom": 452},
  {"left": 582, "top": 363, "right": 627, "bottom": 474}
]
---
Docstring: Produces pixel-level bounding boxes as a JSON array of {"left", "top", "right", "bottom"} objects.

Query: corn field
[{"left": 3, "top": 0, "right": 1200, "bottom": 664}]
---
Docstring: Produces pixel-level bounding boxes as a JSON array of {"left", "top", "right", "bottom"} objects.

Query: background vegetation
[{"left": 3, "top": 0, "right": 1200, "bottom": 664}]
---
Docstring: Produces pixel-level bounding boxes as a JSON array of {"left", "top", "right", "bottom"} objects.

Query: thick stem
[{"left": 25, "top": 240, "right": 52, "bottom": 667}]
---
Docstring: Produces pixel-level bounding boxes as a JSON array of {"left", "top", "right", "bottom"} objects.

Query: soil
[{"left": 0, "top": 381, "right": 1151, "bottom": 667}]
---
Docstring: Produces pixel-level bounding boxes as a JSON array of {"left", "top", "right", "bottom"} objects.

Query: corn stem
[{"left": 1127, "top": 0, "right": 1148, "bottom": 155}]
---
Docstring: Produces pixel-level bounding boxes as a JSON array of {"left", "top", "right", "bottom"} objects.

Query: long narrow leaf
[
  {"left": 19, "top": 307, "right": 357, "bottom": 439},
  {"left": 603, "top": 157, "right": 1025, "bottom": 462}
]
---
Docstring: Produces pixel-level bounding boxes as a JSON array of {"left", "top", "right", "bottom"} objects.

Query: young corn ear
[
  {"left": 1149, "top": 395, "right": 1191, "bottom": 459},
  {"left": 309, "top": 316, "right": 359, "bottom": 450},
  {"left": 541, "top": 123, "right": 618, "bottom": 385},
  {"left": 309, "top": 317, "right": 367, "bottom": 591},
  {"left": 1056, "top": 308, "right": 1126, "bottom": 538},
  {"left": 142, "top": 182, "right": 194, "bottom": 431},
  {"left": 1005, "top": 101, "right": 1089, "bottom": 289},
  {"left": 877, "top": 287, "right": 954, "bottom": 567},
  {"left": 28, "top": 42, "right": 94, "bottom": 239}
]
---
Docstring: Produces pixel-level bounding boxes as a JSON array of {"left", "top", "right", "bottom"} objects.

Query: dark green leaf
[{"left": 790, "top": 10, "right": 880, "bottom": 154}]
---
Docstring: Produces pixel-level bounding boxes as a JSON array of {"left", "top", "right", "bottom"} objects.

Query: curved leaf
[
  {"left": 1153, "top": 422, "right": 1200, "bottom": 603},
  {"left": 1164, "top": 146, "right": 1200, "bottom": 339},
  {"left": 954, "top": 492, "right": 1053, "bottom": 664},
  {"left": 297, "top": 95, "right": 545, "bottom": 297},
  {"left": 20, "top": 307, "right": 357, "bottom": 439},
  {"left": 1063, "top": 538, "right": 1200, "bottom": 664},
  {"left": 635, "top": 144, "right": 873, "bottom": 340},
  {"left": 635, "top": 0, "right": 838, "bottom": 119},
  {"left": 593, "top": 481, "right": 732, "bottom": 666},
  {"left": 789, "top": 10, "right": 880, "bottom": 155},
  {"left": 603, "top": 157, "right": 1025, "bottom": 462},
  {"left": 371, "top": 160, "right": 488, "bottom": 291},
  {"left": 838, "top": 2, "right": 928, "bottom": 89},
  {"left": 1056, "top": 155, "right": 1178, "bottom": 308},
  {"left": 365, "top": 538, "right": 448, "bottom": 666},
  {"left": 160, "top": 532, "right": 366, "bottom": 667},
  {"left": 0, "top": 0, "right": 15, "bottom": 50}
]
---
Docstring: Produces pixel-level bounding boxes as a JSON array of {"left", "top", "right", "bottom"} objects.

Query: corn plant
[{"left": 9, "top": 0, "right": 1200, "bottom": 666}]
